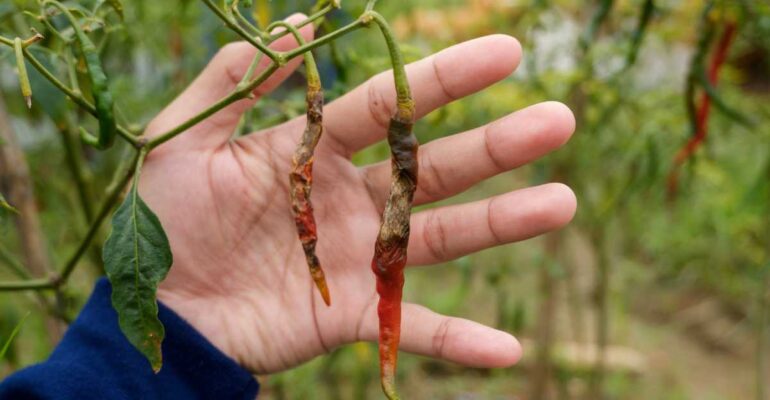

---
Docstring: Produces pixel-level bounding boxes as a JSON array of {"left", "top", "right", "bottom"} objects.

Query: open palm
[{"left": 140, "top": 19, "right": 577, "bottom": 375}]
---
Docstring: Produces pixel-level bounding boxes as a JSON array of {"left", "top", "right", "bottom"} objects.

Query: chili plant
[{"left": 0, "top": 0, "right": 418, "bottom": 397}]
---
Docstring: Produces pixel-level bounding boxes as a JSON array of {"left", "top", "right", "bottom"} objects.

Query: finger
[
  {"left": 408, "top": 183, "right": 577, "bottom": 266},
  {"left": 324, "top": 34, "right": 522, "bottom": 155},
  {"left": 144, "top": 14, "right": 314, "bottom": 152},
  {"left": 364, "top": 101, "right": 575, "bottom": 207},
  {"left": 358, "top": 302, "right": 522, "bottom": 368}
]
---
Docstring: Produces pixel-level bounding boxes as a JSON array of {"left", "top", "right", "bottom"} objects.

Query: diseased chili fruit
[
  {"left": 278, "top": 21, "right": 332, "bottom": 306},
  {"left": 371, "top": 104, "right": 417, "bottom": 400},
  {"left": 289, "top": 82, "right": 330, "bottom": 306}
]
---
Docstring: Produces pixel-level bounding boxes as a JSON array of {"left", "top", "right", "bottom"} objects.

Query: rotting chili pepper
[
  {"left": 13, "top": 38, "right": 32, "bottom": 109},
  {"left": 45, "top": 1, "right": 116, "bottom": 150},
  {"left": 370, "top": 104, "right": 417, "bottom": 400},
  {"left": 274, "top": 21, "right": 332, "bottom": 306},
  {"left": 365, "top": 11, "right": 418, "bottom": 400}
]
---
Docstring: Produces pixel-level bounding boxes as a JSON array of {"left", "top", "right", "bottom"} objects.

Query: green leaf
[
  {"left": 0, "top": 312, "right": 30, "bottom": 360},
  {"left": 103, "top": 176, "right": 172, "bottom": 373}
]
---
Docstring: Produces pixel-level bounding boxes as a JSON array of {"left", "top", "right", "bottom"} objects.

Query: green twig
[
  {"left": 266, "top": 2, "right": 338, "bottom": 42},
  {"left": 363, "top": 11, "right": 412, "bottom": 109},
  {"left": 201, "top": 0, "right": 279, "bottom": 62},
  {"left": 57, "top": 149, "right": 139, "bottom": 284},
  {"left": 147, "top": 63, "right": 278, "bottom": 149},
  {"left": 269, "top": 22, "right": 321, "bottom": 87},
  {"left": 282, "top": 18, "right": 365, "bottom": 62}
]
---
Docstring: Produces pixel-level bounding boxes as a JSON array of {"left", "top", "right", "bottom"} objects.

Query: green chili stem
[
  {"left": 281, "top": 18, "right": 365, "bottom": 61},
  {"left": 364, "top": 11, "right": 412, "bottom": 111},
  {"left": 201, "top": 0, "right": 279, "bottom": 62},
  {"left": 269, "top": 22, "right": 321, "bottom": 87}
]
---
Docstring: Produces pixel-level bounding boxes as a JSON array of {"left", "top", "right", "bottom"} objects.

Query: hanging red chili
[{"left": 667, "top": 10, "right": 736, "bottom": 197}]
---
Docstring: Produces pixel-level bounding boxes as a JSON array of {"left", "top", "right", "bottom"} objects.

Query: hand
[{"left": 142, "top": 15, "right": 577, "bottom": 374}]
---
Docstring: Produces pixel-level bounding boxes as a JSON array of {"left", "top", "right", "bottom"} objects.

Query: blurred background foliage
[{"left": 1, "top": 0, "right": 769, "bottom": 399}]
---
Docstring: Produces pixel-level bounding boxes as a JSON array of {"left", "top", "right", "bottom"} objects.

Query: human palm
[{"left": 140, "top": 19, "right": 577, "bottom": 375}]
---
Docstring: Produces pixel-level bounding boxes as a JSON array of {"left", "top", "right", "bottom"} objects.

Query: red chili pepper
[
  {"left": 667, "top": 21, "right": 736, "bottom": 196},
  {"left": 289, "top": 83, "right": 330, "bottom": 306}
]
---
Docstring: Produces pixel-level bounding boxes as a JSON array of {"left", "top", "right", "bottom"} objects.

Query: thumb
[{"left": 145, "top": 13, "right": 314, "bottom": 152}]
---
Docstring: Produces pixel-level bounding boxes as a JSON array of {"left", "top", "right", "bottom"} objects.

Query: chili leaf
[{"left": 103, "top": 180, "right": 172, "bottom": 373}]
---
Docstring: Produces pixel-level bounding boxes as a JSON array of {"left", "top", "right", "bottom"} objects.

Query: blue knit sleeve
[{"left": 0, "top": 279, "right": 259, "bottom": 400}]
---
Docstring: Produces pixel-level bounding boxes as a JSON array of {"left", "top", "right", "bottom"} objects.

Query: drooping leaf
[{"left": 103, "top": 179, "right": 172, "bottom": 373}]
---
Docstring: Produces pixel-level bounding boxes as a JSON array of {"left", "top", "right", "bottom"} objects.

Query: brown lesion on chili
[{"left": 289, "top": 83, "right": 331, "bottom": 306}]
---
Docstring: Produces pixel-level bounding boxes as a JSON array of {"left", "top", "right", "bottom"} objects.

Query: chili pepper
[
  {"left": 274, "top": 22, "right": 331, "bottom": 306},
  {"left": 45, "top": 1, "right": 116, "bottom": 150},
  {"left": 667, "top": 9, "right": 736, "bottom": 197},
  {"left": 13, "top": 38, "right": 32, "bottom": 109},
  {"left": 365, "top": 12, "right": 418, "bottom": 400}
]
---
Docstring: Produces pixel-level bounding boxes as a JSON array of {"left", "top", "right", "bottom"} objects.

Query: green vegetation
[{"left": 0, "top": 0, "right": 768, "bottom": 399}]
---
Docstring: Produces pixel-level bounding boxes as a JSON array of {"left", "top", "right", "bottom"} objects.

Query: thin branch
[
  {"left": 266, "top": 2, "right": 338, "bottom": 42},
  {"left": 0, "top": 148, "right": 139, "bottom": 292},
  {"left": 201, "top": 0, "right": 279, "bottom": 62},
  {"left": 0, "top": 278, "right": 55, "bottom": 292},
  {"left": 281, "top": 18, "right": 365, "bottom": 61},
  {"left": 57, "top": 149, "right": 139, "bottom": 283},
  {"left": 147, "top": 63, "right": 279, "bottom": 149},
  {"left": 14, "top": 45, "right": 141, "bottom": 147}
]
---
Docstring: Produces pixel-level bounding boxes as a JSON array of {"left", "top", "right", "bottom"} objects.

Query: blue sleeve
[{"left": 0, "top": 279, "right": 259, "bottom": 400}]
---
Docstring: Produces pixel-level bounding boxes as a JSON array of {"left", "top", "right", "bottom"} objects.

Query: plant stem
[
  {"left": 281, "top": 18, "right": 365, "bottom": 61},
  {"left": 147, "top": 63, "right": 279, "bottom": 149},
  {"left": 363, "top": 12, "right": 411, "bottom": 109},
  {"left": 269, "top": 22, "right": 321, "bottom": 87},
  {"left": 266, "top": 2, "right": 337, "bottom": 42},
  {"left": 0, "top": 278, "right": 55, "bottom": 292},
  {"left": 201, "top": 0, "right": 279, "bottom": 62},
  {"left": 17, "top": 46, "right": 140, "bottom": 147},
  {"left": 57, "top": 149, "right": 139, "bottom": 284}
]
